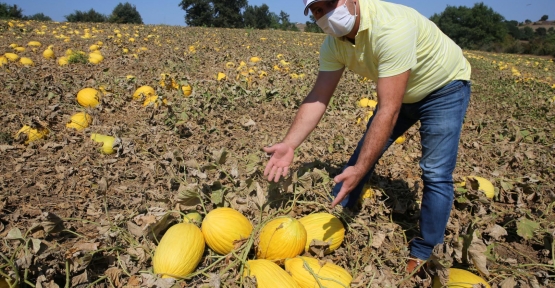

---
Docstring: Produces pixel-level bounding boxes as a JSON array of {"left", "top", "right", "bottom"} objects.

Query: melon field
[{"left": 0, "top": 20, "right": 554, "bottom": 288}]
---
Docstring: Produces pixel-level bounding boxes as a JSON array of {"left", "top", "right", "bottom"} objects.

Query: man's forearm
[
  {"left": 354, "top": 109, "right": 399, "bottom": 173},
  {"left": 282, "top": 94, "right": 328, "bottom": 149}
]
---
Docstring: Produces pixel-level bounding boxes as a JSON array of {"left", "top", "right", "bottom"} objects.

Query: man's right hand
[{"left": 263, "top": 143, "right": 294, "bottom": 182}]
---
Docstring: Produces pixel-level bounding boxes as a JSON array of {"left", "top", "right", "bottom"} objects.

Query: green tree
[
  {"left": 108, "top": 2, "right": 143, "bottom": 24},
  {"left": 304, "top": 15, "right": 322, "bottom": 33},
  {"left": 65, "top": 9, "right": 107, "bottom": 23},
  {"left": 212, "top": 0, "right": 247, "bottom": 28},
  {"left": 178, "top": 0, "right": 214, "bottom": 27},
  {"left": 535, "top": 27, "right": 547, "bottom": 37},
  {"left": 27, "top": 13, "right": 52, "bottom": 21},
  {"left": 179, "top": 0, "right": 246, "bottom": 28},
  {"left": 540, "top": 15, "right": 548, "bottom": 21},
  {"left": 504, "top": 20, "right": 521, "bottom": 39},
  {"left": 0, "top": 3, "right": 23, "bottom": 19},
  {"left": 277, "top": 11, "right": 298, "bottom": 31},
  {"left": 243, "top": 4, "right": 279, "bottom": 29},
  {"left": 430, "top": 3, "right": 507, "bottom": 49},
  {"left": 268, "top": 12, "right": 280, "bottom": 29},
  {"left": 524, "top": 19, "right": 532, "bottom": 24},
  {"left": 520, "top": 26, "right": 535, "bottom": 40}
]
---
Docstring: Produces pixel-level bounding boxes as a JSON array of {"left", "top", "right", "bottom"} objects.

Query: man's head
[
  {"left": 303, "top": 0, "right": 331, "bottom": 16},
  {"left": 303, "top": 0, "right": 358, "bottom": 38}
]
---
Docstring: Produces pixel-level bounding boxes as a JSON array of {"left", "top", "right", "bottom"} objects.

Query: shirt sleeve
[
  {"left": 375, "top": 18, "right": 418, "bottom": 78},
  {"left": 319, "top": 36, "right": 345, "bottom": 72}
]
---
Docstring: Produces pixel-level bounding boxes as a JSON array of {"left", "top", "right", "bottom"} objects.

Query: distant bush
[
  {"left": 27, "top": 13, "right": 52, "bottom": 21},
  {"left": 68, "top": 52, "right": 88, "bottom": 64},
  {"left": 108, "top": 2, "right": 143, "bottom": 24},
  {"left": 65, "top": 9, "right": 106, "bottom": 23}
]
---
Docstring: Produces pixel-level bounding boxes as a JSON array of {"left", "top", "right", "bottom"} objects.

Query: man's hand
[
  {"left": 263, "top": 143, "right": 295, "bottom": 182},
  {"left": 331, "top": 165, "right": 366, "bottom": 207}
]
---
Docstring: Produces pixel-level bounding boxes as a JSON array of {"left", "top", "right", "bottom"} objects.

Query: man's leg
[
  {"left": 409, "top": 80, "right": 471, "bottom": 260},
  {"left": 332, "top": 107, "right": 418, "bottom": 208}
]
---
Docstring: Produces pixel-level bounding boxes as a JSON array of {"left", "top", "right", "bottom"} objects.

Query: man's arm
[
  {"left": 263, "top": 68, "right": 344, "bottom": 182},
  {"left": 332, "top": 70, "right": 410, "bottom": 207},
  {"left": 353, "top": 70, "right": 409, "bottom": 172},
  {"left": 282, "top": 68, "right": 345, "bottom": 149}
]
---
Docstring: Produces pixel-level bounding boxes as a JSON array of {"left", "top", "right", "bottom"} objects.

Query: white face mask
[{"left": 316, "top": 0, "right": 357, "bottom": 37}]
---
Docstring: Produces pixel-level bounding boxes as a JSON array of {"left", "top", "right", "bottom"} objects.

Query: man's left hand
[{"left": 331, "top": 165, "right": 366, "bottom": 208}]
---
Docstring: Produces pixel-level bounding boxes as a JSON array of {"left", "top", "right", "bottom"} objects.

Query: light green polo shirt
[{"left": 319, "top": 0, "right": 471, "bottom": 103}]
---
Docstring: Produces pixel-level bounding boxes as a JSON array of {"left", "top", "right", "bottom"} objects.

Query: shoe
[{"left": 406, "top": 256, "right": 427, "bottom": 278}]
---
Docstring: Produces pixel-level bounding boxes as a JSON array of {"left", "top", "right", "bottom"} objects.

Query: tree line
[
  {"left": 0, "top": 2, "right": 143, "bottom": 24},
  {"left": 430, "top": 2, "right": 555, "bottom": 56},
  {"left": 2, "top": 1, "right": 554, "bottom": 57},
  {"left": 178, "top": 0, "right": 301, "bottom": 31}
]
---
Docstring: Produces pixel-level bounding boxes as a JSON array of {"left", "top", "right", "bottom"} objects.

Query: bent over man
[{"left": 263, "top": 0, "right": 471, "bottom": 274}]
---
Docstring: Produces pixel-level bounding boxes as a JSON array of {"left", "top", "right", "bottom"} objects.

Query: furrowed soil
[{"left": 0, "top": 20, "right": 554, "bottom": 288}]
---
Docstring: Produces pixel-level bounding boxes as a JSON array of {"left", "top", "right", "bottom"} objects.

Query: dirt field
[{"left": 1, "top": 20, "right": 554, "bottom": 287}]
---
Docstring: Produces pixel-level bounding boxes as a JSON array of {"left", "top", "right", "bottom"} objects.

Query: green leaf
[
  {"left": 516, "top": 218, "right": 539, "bottom": 240},
  {"left": 210, "top": 181, "right": 225, "bottom": 205},
  {"left": 31, "top": 238, "right": 42, "bottom": 253},
  {"left": 244, "top": 153, "right": 259, "bottom": 176},
  {"left": 500, "top": 180, "right": 513, "bottom": 191},
  {"left": 5, "top": 228, "right": 23, "bottom": 240}
]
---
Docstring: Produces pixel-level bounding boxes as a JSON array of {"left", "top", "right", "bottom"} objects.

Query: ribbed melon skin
[
  {"left": 201, "top": 207, "right": 253, "bottom": 255},
  {"left": 432, "top": 268, "right": 491, "bottom": 288},
  {"left": 243, "top": 259, "right": 300, "bottom": 288},
  {"left": 284, "top": 256, "right": 352, "bottom": 288},
  {"left": 152, "top": 223, "right": 205, "bottom": 278},
  {"left": 298, "top": 213, "right": 345, "bottom": 254},
  {"left": 256, "top": 217, "right": 307, "bottom": 261},
  {"left": 76, "top": 88, "right": 100, "bottom": 108}
]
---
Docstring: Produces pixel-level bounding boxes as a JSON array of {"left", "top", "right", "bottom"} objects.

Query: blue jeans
[{"left": 332, "top": 80, "right": 471, "bottom": 260}]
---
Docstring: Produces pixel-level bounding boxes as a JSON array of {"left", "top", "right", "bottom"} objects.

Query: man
[{"left": 262, "top": 0, "right": 471, "bottom": 275}]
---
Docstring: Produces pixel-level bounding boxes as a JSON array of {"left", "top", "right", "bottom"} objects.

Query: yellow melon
[
  {"left": 284, "top": 256, "right": 352, "bottom": 288},
  {"left": 90, "top": 134, "right": 116, "bottom": 155},
  {"left": 243, "top": 259, "right": 299, "bottom": 288},
  {"left": 201, "top": 207, "right": 253, "bottom": 255},
  {"left": 298, "top": 213, "right": 345, "bottom": 254},
  {"left": 256, "top": 217, "right": 307, "bottom": 262},
  {"left": 432, "top": 268, "right": 490, "bottom": 288},
  {"left": 76, "top": 88, "right": 101, "bottom": 107},
  {"left": 152, "top": 223, "right": 205, "bottom": 279}
]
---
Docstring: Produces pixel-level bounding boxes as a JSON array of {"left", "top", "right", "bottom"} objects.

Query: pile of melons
[{"left": 152, "top": 207, "right": 351, "bottom": 287}]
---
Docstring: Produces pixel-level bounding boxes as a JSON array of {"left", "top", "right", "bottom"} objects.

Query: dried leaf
[
  {"left": 127, "top": 221, "right": 143, "bottom": 238},
  {"left": 141, "top": 273, "right": 175, "bottom": 288},
  {"left": 40, "top": 212, "right": 64, "bottom": 234},
  {"left": 105, "top": 267, "right": 122, "bottom": 287},
  {"left": 255, "top": 181, "right": 266, "bottom": 209},
  {"left": 468, "top": 231, "right": 489, "bottom": 277},
  {"left": 98, "top": 177, "right": 108, "bottom": 193},
  {"left": 500, "top": 277, "right": 517, "bottom": 288},
  {"left": 307, "top": 239, "right": 330, "bottom": 258},
  {"left": 177, "top": 183, "right": 201, "bottom": 205},
  {"left": 71, "top": 271, "right": 89, "bottom": 287},
  {"left": 212, "top": 148, "right": 228, "bottom": 165},
  {"left": 371, "top": 231, "right": 386, "bottom": 249},
  {"left": 242, "top": 119, "right": 256, "bottom": 127},
  {"left": 485, "top": 224, "right": 508, "bottom": 240}
]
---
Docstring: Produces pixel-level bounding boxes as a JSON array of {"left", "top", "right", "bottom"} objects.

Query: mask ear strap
[{"left": 353, "top": 0, "right": 357, "bottom": 17}]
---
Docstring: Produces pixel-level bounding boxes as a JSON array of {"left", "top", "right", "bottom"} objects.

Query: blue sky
[{"left": 5, "top": 0, "right": 554, "bottom": 26}]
